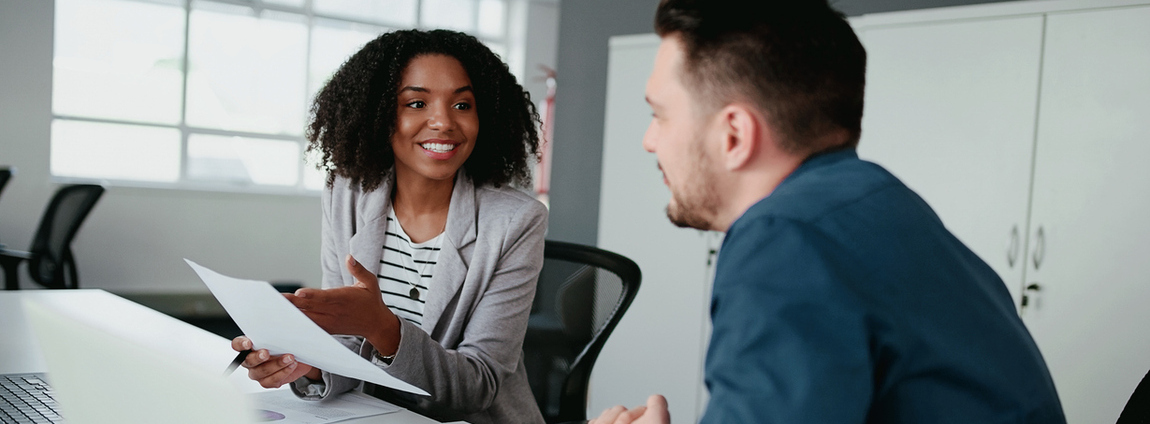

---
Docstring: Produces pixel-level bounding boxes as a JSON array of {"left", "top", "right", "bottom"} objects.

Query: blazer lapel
[
  {"left": 422, "top": 171, "right": 477, "bottom": 334},
  {"left": 347, "top": 176, "right": 393, "bottom": 284}
]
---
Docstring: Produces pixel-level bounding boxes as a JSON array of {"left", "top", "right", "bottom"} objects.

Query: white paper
[
  {"left": 185, "top": 259, "right": 429, "bottom": 396},
  {"left": 251, "top": 389, "right": 401, "bottom": 424}
]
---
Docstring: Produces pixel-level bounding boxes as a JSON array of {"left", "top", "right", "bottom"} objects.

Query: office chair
[
  {"left": 0, "top": 167, "right": 11, "bottom": 246},
  {"left": 1117, "top": 369, "right": 1150, "bottom": 424},
  {"left": 1, "top": 184, "right": 105, "bottom": 290},
  {"left": 524, "top": 240, "right": 641, "bottom": 424},
  {"left": 0, "top": 167, "right": 11, "bottom": 200}
]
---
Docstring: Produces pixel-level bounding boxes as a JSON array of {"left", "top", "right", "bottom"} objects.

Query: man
[{"left": 591, "top": 1, "right": 1066, "bottom": 423}]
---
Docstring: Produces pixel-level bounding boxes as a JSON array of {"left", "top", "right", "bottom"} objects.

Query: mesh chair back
[
  {"left": 0, "top": 168, "right": 11, "bottom": 199},
  {"left": 525, "top": 240, "right": 640, "bottom": 423},
  {"left": 28, "top": 184, "right": 104, "bottom": 289}
]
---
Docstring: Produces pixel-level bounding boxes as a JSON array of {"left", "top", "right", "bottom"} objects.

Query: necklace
[
  {"left": 388, "top": 203, "right": 444, "bottom": 302},
  {"left": 405, "top": 255, "right": 432, "bottom": 301}
]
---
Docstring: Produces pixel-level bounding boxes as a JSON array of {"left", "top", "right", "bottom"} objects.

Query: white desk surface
[{"left": 0, "top": 290, "right": 458, "bottom": 424}]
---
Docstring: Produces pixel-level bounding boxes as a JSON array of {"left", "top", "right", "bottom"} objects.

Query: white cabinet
[
  {"left": 855, "top": 16, "right": 1045, "bottom": 305},
  {"left": 854, "top": 2, "right": 1150, "bottom": 423},
  {"left": 593, "top": 34, "right": 720, "bottom": 423},
  {"left": 1023, "top": 7, "right": 1150, "bottom": 423}
]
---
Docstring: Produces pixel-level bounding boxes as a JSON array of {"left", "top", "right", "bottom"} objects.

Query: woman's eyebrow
[{"left": 398, "top": 85, "right": 474, "bottom": 94}]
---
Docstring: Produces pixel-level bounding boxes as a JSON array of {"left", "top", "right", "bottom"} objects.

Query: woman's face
[{"left": 391, "top": 54, "right": 479, "bottom": 184}]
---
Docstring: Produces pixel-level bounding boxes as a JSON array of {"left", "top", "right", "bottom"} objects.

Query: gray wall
[
  {"left": 546, "top": 0, "right": 660, "bottom": 245},
  {"left": 545, "top": 0, "right": 1017, "bottom": 246}
]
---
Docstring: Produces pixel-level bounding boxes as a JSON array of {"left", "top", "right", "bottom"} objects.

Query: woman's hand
[
  {"left": 231, "top": 335, "right": 317, "bottom": 388},
  {"left": 286, "top": 255, "right": 403, "bottom": 356}
]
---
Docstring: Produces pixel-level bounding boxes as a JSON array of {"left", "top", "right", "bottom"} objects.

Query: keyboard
[{"left": 1, "top": 374, "right": 63, "bottom": 423}]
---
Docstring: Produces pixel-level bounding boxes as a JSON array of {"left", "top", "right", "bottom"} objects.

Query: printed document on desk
[
  {"left": 253, "top": 389, "right": 400, "bottom": 424},
  {"left": 186, "top": 259, "right": 429, "bottom": 396}
]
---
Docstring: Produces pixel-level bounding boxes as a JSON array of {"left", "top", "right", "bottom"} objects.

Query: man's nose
[{"left": 642, "top": 123, "right": 657, "bottom": 153}]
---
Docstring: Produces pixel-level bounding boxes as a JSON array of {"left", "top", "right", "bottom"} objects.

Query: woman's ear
[{"left": 718, "top": 104, "right": 762, "bottom": 171}]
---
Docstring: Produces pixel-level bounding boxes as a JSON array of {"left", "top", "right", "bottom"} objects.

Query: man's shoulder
[{"left": 740, "top": 153, "right": 907, "bottom": 228}]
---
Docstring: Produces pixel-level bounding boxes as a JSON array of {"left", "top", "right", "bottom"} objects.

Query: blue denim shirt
[{"left": 702, "top": 149, "right": 1065, "bottom": 423}]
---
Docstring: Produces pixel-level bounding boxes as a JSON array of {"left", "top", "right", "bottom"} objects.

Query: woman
[{"left": 232, "top": 29, "right": 546, "bottom": 424}]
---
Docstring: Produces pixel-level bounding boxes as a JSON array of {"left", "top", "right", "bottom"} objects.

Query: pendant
[{"left": 409, "top": 287, "right": 420, "bottom": 301}]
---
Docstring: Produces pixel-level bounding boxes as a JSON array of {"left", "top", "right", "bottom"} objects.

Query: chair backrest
[
  {"left": 524, "top": 240, "right": 641, "bottom": 423},
  {"left": 28, "top": 184, "right": 105, "bottom": 289},
  {"left": 0, "top": 167, "right": 12, "bottom": 199},
  {"left": 1117, "top": 369, "right": 1150, "bottom": 424},
  {"left": 0, "top": 168, "right": 11, "bottom": 244}
]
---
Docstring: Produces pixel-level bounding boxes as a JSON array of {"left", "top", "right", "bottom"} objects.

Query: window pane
[
  {"left": 263, "top": 0, "right": 305, "bottom": 7},
  {"left": 477, "top": 0, "right": 505, "bottom": 38},
  {"left": 186, "top": 4, "right": 308, "bottom": 136},
  {"left": 303, "top": 149, "right": 327, "bottom": 190},
  {"left": 421, "top": 0, "right": 476, "bottom": 32},
  {"left": 310, "top": 19, "right": 385, "bottom": 100},
  {"left": 187, "top": 134, "right": 300, "bottom": 186},
  {"left": 53, "top": 0, "right": 185, "bottom": 125},
  {"left": 51, "top": 120, "right": 181, "bottom": 182},
  {"left": 485, "top": 41, "right": 506, "bottom": 61},
  {"left": 314, "top": 0, "right": 417, "bottom": 28}
]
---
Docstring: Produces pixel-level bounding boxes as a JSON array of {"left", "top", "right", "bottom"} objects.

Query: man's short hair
[{"left": 655, "top": 0, "right": 867, "bottom": 153}]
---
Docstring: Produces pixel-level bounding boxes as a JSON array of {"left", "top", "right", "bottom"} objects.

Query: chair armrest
[{"left": 0, "top": 248, "right": 33, "bottom": 261}]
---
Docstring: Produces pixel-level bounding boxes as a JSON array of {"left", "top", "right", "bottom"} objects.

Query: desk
[{"left": 0, "top": 290, "right": 455, "bottom": 424}]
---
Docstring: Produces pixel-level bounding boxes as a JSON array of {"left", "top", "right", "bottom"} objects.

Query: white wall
[{"left": 0, "top": 0, "right": 322, "bottom": 294}]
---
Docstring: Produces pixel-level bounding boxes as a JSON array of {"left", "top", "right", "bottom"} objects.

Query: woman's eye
[
  {"left": 453, "top": 102, "right": 472, "bottom": 111},
  {"left": 406, "top": 100, "right": 425, "bottom": 108}
]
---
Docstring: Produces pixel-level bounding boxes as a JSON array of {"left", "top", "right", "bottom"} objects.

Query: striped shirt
[{"left": 379, "top": 207, "right": 443, "bottom": 327}]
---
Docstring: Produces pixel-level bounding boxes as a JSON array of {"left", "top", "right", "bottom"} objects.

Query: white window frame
[{"left": 51, "top": 0, "right": 518, "bottom": 196}]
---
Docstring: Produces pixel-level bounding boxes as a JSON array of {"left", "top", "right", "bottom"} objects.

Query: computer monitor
[{"left": 22, "top": 298, "right": 258, "bottom": 424}]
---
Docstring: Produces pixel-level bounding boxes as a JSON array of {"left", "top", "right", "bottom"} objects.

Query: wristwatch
[{"left": 373, "top": 349, "right": 396, "bottom": 365}]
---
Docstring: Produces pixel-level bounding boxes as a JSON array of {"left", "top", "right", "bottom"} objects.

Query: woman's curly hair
[{"left": 306, "top": 29, "right": 540, "bottom": 191}]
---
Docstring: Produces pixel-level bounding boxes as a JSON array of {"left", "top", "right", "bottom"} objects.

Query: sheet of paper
[
  {"left": 252, "top": 388, "right": 401, "bottom": 424},
  {"left": 185, "top": 259, "right": 428, "bottom": 396}
]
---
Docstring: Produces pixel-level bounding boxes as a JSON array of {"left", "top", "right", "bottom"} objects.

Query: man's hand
[
  {"left": 589, "top": 395, "right": 670, "bottom": 424},
  {"left": 285, "top": 255, "right": 402, "bottom": 355},
  {"left": 231, "top": 335, "right": 316, "bottom": 388}
]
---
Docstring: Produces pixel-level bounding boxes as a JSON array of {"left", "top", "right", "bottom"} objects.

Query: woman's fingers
[
  {"left": 247, "top": 354, "right": 299, "bottom": 388},
  {"left": 346, "top": 255, "right": 381, "bottom": 291},
  {"left": 242, "top": 349, "right": 271, "bottom": 368},
  {"left": 230, "top": 335, "right": 252, "bottom": 351}
]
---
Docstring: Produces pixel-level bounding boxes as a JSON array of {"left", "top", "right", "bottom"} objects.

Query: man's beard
[{"left": 665, "top": 140, "right": 719, "bottom": 231}]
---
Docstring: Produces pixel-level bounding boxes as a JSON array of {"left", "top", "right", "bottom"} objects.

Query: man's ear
[{"left": 718, "top": 104, "right": 762, "bottom": 171}]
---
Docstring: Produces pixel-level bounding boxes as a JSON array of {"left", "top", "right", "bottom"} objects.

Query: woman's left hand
[{"left": 286, "top": 255, "right": 402, "bottom": 355}]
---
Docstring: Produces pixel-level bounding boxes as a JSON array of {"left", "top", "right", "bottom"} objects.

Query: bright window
[{"left": 51, "top": 0, "right": 511, "bottom": 194}]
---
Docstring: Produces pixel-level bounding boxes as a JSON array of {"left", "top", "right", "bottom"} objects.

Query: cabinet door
[
  {"left": 856, "top": 16, "right": 1044, "bottom": 305},
  {"left": 1024, "top": 6, "right": 1150, "bottom": 423},
  {"left": 593, "top": 34, "right": 711, "bottom": 422}
]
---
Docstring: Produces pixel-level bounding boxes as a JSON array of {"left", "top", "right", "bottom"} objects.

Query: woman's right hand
[{"left": 231, "top": 335, "right": 318, "bottom": 388}]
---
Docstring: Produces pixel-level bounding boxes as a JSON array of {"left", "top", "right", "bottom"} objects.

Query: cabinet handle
[
  {"left": 1021, "top": 282, "right": 1042, "bottom": 308},
  {"left": 1007, "top": 225, "right": 1020, "bottom": 268},
  {"left": 1032, "top": 226, "right": 1045, "bottom": 270}
]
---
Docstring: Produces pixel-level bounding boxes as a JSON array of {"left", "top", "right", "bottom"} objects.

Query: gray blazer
[{"left": 316, "top": 170, "right": 547, "bottom": 424}]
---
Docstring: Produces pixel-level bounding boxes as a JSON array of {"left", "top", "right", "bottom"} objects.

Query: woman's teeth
[{"left": 421, "top": 143, "right": 457, "bottom": 153}]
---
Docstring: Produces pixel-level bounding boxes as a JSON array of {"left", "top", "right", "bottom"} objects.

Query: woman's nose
[{"left": 427, "top": 105, "right": 456, "bottom": 132}]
